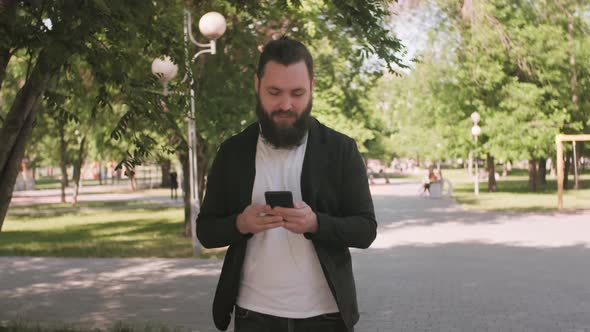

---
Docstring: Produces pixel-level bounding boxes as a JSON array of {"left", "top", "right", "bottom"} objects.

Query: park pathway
[{"left": 1, "top": 179, "right": 590, "bottom": 331}]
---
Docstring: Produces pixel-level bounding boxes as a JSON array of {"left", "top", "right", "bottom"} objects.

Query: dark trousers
[{"left": 234, "top": 305, "right": 350, "bottom": 332}]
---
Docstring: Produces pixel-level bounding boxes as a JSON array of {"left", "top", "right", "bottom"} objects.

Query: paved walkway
[
  {"left": 8, "top": 185, "right": 183, "bottom": 215},
  {"left": 1, "top": 180, "right": 590, "bottom": 331},
  {"left": 10, "top": 184, "right": 182, "bottom": 207}
]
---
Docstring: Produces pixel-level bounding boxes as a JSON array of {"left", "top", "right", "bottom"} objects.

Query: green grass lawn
[
  {"left": 440, "top": 168, "right": 590, "bottom": 212},
  {"left": 1, "top": 205, "right": 194, "bottom": 258},
  {"left": 3, "top": 168, "right": 588, "bottom": 259}
]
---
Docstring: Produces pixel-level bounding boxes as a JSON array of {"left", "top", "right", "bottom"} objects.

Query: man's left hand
[{"left": 272, "top": 201, "right": 318, "bottom": 234}]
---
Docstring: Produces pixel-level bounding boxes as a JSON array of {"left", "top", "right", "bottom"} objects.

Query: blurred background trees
[{"left": 1, "top": 0, "right": 588, "bottom": 231}]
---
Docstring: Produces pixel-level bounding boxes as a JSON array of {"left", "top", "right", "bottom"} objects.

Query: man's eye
[
  {"left": 269, "top": 91, "right": 280, "bottom": 96},
  {"left": 293, "top": 91, "right": 304, "bottom": 97}
]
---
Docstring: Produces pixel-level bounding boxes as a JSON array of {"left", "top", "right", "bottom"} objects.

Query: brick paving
[{"left": 1, "top": 180, "right": 590, "bottom": 331}]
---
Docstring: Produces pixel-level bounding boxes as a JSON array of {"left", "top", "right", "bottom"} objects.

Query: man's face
[{"left": 255, "top": 60, "right": 313, "bottom": 148}]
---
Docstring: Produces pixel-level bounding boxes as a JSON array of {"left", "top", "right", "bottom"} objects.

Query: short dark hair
[{"left": 257, "top": 36, "right": 314, "bottom": 81}]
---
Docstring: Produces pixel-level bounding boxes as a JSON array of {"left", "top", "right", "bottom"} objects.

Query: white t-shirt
[{"left": 235, "top": 132, "right": 338, "bottom": 318}]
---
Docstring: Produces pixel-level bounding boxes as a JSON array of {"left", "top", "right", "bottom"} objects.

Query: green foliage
[
  {"left": 372, "top": 0, "right": 590, "bottom": 168},
  {"left": 0, "top": 0, "right": 409, "bottom": 227},
  {"left": 134, "top": 0, "right": 407, "bottom": 168}
]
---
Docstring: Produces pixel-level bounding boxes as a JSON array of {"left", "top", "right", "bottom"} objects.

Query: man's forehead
[{"left": 260, "top": 60, "right": 311, "bottom": 85}]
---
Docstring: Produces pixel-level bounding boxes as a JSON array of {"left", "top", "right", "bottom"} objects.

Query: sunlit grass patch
[
  {"left": 1, "top": 206, "right": 192, "bottom": 258},
  {"left": 443, "top": 168, "right": 590, "bottom": 211}
]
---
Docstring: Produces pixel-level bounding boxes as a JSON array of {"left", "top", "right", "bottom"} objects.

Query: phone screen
[{"left": 264, "top": 191, "right": 294, "bottom": 208}]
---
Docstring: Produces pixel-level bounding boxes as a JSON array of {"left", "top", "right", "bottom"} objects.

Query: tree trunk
[
  {"left": 72, "top": 137, "right": 86, "bottom": 205},
  {"left": 567, "top": 3, "right": 579, "bottom": 191},
  {"left": 0, "top": 0, "right": 17, "bottom": 92},
  {"left": 581, "top": 143, "right": 586, "bottom": 171},
  {"left": 0, "top": 48, "right": 10, "bottom": 93},
  {"left": 196, "top": 134, "right": 209, "bottom": 204},
  {"left": 487, "top": 153, "right": 496, "bottom": 192},
  {"left": 0, "top": 48, "right": 61, "bottom": 172},
  {"left": 549, "top": 158, "right": 556, "bottom": 177},
  {"left": 59, "top": 122, "right": 68, "bottom": 203},
  {"left": 178, "top": 149, "right": 191, "bottom": 237},
  {"left": 568, "top": 12, "right": 579, "bottom": 119},
  {"left": 528, "top": 159, "right": 538, "bottom": 192},
  {"left": 555, "top": 1, "right": 578, "bottom": 191},
  {"left": 563, "top": 155, "right": 571, "bottom": 190},
  {"left": 160, "top": 159, "right": 172, "bottom": 188},
  {"left": 538, "top": 157, "right": 547, "bottom": 186},
  {"left": 0, "top": 46, "right": 64, "bottom": 230},
  {"left": 574, "top": 142, "right": 581, "bottom": 190},
  {"left": 0, "top": 108, "right": 37, "bottom": 231}
]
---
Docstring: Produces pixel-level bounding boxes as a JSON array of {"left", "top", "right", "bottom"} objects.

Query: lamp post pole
[
  {"left": 474, "top": 135, "right": 479, "bottom": 195},
  {"left": 152, "top": 10, "right": 226, "bottom": 257},
  {"left": 471, "top": 112, "right": 481, "bottom": 196}
]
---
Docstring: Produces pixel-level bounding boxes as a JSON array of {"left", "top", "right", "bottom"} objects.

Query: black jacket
[{"left": 196, "top": 118, "right": 377, "bottom": 331}]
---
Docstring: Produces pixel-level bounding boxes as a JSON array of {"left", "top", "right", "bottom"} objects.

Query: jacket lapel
[
  {"left": 238, "top": 123, "right": 259, "bottom": 208},
  {"left": 301, "top": 118, "right": 326, "bottom": 207}
]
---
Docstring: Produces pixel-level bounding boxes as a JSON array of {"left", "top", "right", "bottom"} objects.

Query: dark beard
[{"left": 256, "top": 95, "right": 312, "bottom": 149}]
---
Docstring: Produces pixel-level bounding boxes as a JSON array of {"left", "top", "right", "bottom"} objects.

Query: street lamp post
[
  {"left": 151, "top": 10, "right": 226, "bottom": 257},
  {"left": 471, "top": 112, "right": 481, "bottom": 195}
]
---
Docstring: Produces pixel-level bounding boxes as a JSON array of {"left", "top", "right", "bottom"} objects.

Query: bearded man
[{"left": 197, "top": 37, "right": 377, "bottom": 332}]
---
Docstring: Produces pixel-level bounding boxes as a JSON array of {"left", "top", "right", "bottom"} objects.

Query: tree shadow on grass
[
  {"left": 453, "top": 195, "right": 563, "bottom": 213},
  {"left": 7, "top": 203, "right": 181, "bottom": 219}
]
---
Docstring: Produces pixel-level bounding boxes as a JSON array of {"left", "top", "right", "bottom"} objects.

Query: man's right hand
[{"left": 236, "top": 204, "right": 285, "bottom": 234}]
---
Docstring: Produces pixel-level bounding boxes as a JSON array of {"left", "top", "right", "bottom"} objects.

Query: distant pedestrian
[
  {"left": 367, "top": 167, "right": 375, "bottom": 184},
  {"left": 379, "top": 169, "right": 390, "bottom": 184},
  {"left": 421, "top": 166, "right": 440, "bottom": 196},
  {"left": 170, "top": 171, "right": 178, "bottom": 200},
  {"left": 124, "top": 166, "right": 137, "bottom": 191},
  {"left": 110, "top": 161, "right": 117, "bottom": 185}
]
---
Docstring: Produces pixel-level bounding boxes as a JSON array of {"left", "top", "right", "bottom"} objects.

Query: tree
[
  {"left": 376, "top": 0, "right": 590, "bottom": 192},
  {"left": 110, "top": 0, "right": 408, "bottom": 235},
  {"left": 0, "top": 0, "right": 407, "bottom": 232},
  {"left": 0, "top": 0, "right": 186, "bottom": 229}
]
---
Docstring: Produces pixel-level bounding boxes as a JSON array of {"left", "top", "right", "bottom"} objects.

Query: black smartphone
[{"left": 264, "top": 191, "right": 294, "bottom": 208}]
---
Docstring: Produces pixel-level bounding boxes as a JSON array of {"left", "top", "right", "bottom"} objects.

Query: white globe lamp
[
  {"left": 471, "top": 125, "right": 481, "bottom": 137},
  {"left": 470, "top": 111, "right": 480, "bottom": 124},
  {"left": 199, "top": 12, "right": 227, "bottom": 40},
  {"left": 151, "top": 56, "right": 178, "bottom": 84}
]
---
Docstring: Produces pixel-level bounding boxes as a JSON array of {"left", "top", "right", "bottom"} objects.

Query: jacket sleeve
[
  {"left": 305, "top": 140, "right": 377, "bottom": 249},
  {"left": 196, "top": 143, "right": 250, "bottom": 249}
]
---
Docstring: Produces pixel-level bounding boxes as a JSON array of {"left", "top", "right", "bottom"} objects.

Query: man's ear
[{"left": 254, "top": 74, "right": 260, "bottom": 94}]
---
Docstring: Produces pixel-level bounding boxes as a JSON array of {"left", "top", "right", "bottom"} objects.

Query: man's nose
[{"left": 277, "top": 95, "right": 293, "bottom": 111}]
